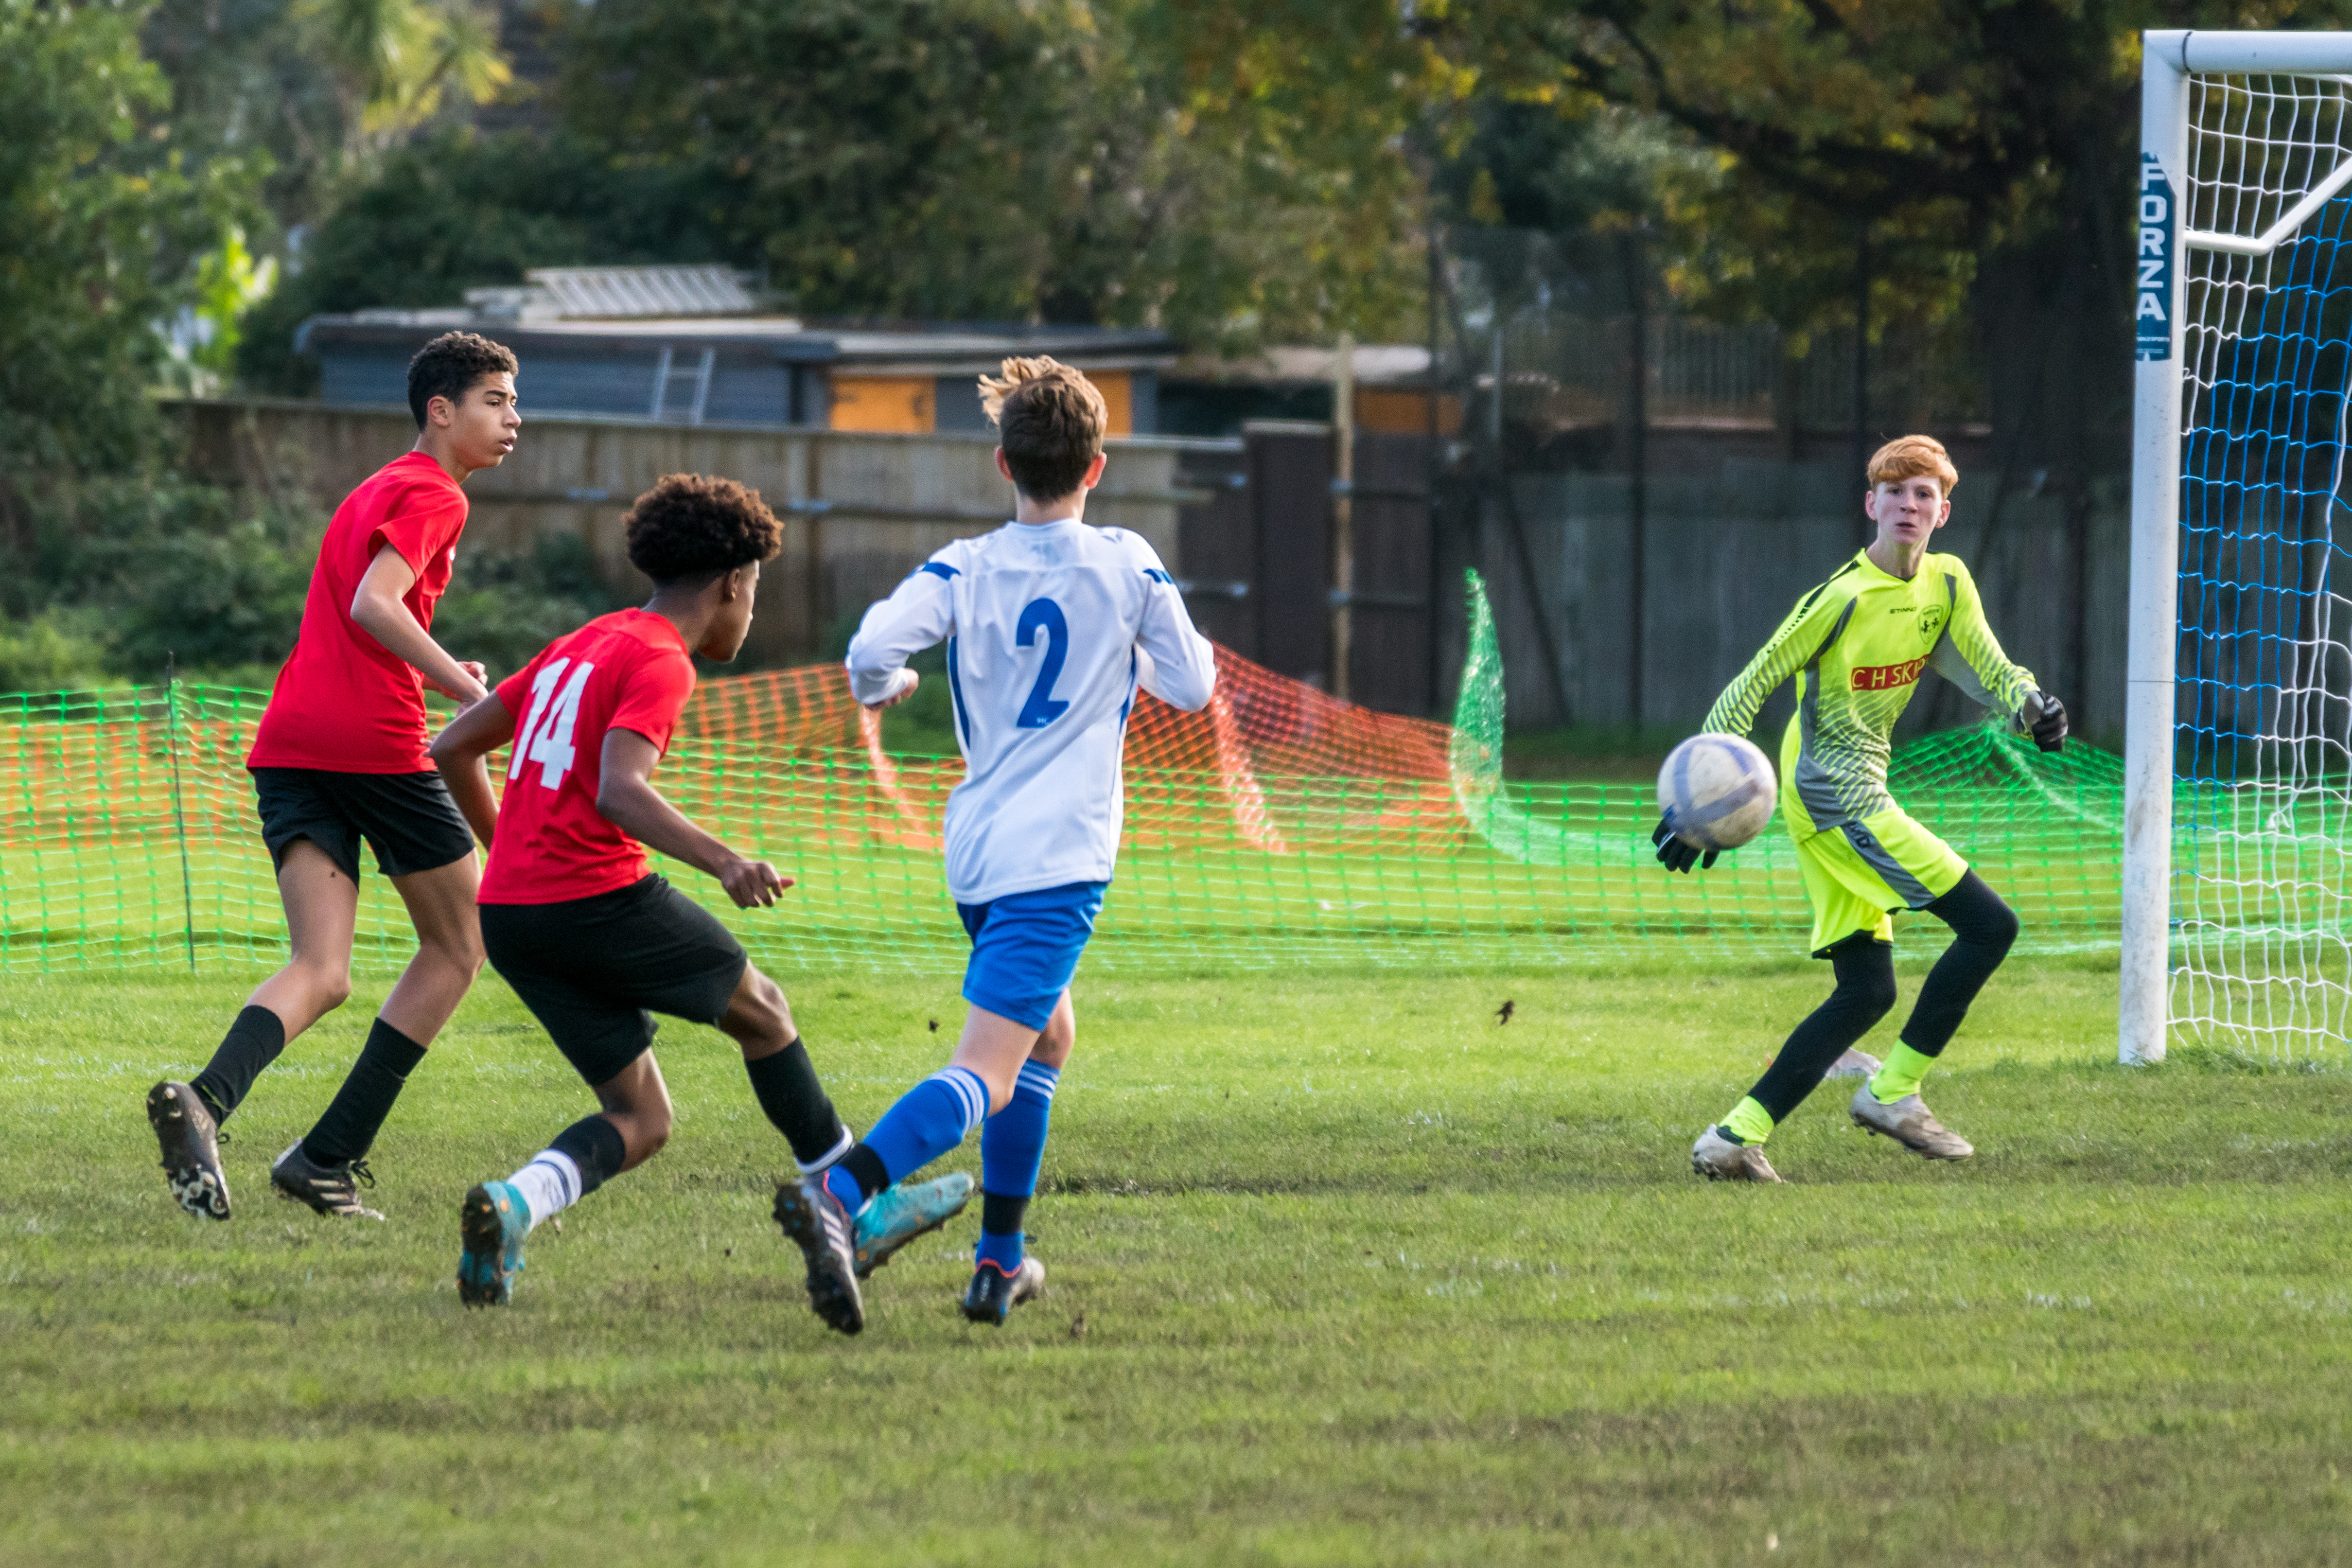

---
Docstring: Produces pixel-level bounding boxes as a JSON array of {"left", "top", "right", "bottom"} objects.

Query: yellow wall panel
[{"left": 830, "top": 376, "right": 935, "bottom": 433}]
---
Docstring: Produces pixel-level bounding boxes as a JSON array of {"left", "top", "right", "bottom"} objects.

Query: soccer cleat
[
  {"left": 853, "top": 1171, "right": 974, "bottom": 1278},
  {"left": 1822, "top": 1047, "right": 1882, "bottom": 1080},
  {"left": 1849, "top": 1085, "right": 1975, "bottom": 1159},
  {"left": 771, "top": 1176, "right": 865, "bottom": 1335},
  {"left": 1690, "top": 1124, "right": 1783, "bottom": 1184},
  {"left": 270, "top": 1140, "right": 384, "bottom": 1220},
  {"left": 148, "top": 1081, "right": 232, "bottom": 1220},
  {"left": 961, "top": 1256, "right": 1046, "bottom": 1326},
  {"left": 458, "top": 1182, "right": 529, "bottom": 1307}
]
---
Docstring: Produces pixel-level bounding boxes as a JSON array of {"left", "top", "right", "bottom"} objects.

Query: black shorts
[
  {"left": 479, "top": 874, "right": 748, "bottom": 1087},
  {"left": 250, "top": 767, "right": 475, "bottom": 884}
]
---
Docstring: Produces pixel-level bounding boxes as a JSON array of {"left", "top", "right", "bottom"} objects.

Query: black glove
[
  {"left": 2027, "top": 693, "right": 2068, "bottom": 752},
  {"left": 1653, "top": 812, "right": 1719, "bottom": 874}
]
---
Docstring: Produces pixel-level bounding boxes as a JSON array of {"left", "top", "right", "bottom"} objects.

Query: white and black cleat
[
  {"left": 270, "top": 1140, "right": 385, "bottom": 1219},
  {"left": 1690, "top": 1124, "right": 1783, "bottom": 1183},
  {"left": 772, "top": 1176, "right": 865, "bottom": 1335},
  {"left": 1849, "top": 1085, "right": 1974, "bottom": 1159},
  {"left": 148, "top": 1081, "right": 232, "bottom": 1220}
]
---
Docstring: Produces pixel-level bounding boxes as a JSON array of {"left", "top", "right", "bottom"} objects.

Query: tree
[
  {"left": 236, "top": 128, "right": 737, "bottom": 391},
  {"left": 0, "top": 0, "right": 260, "bottom": 479},
  {"left": 294, "top": 0, "right": 509, "bottom": 165},
  {"left": 554, "top": 0, "right": 1432, "bottom": 343},
  {"left": 1413, "top": 0, "right": 2352, "bottom": 482}
]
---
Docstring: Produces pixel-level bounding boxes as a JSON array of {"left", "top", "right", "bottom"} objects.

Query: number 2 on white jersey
[{"left": 509, "top": 657, "right": 595, "bottom": 790}]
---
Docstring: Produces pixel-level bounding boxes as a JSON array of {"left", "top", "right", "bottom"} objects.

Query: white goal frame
[{"left": 2122, "top": 30, "right": 2352, "bottom": 1064}]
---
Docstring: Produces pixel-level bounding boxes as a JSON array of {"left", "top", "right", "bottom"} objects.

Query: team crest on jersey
[{"left": 1918, "top": 603, "right": 1946, "bottom": 638}]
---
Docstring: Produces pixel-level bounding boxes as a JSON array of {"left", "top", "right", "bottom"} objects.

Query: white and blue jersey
[{"left": 845, "top": 517, "right": 1217, "bottom": 906}]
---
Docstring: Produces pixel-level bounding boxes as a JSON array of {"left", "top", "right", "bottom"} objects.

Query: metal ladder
[{"left": 650, "top": 346, "right": 716, "bottom": 424}]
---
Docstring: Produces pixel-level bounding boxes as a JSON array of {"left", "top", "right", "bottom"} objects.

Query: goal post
[{"left": 2125, "top": 31, "right": 2352, "bottom": 1065}]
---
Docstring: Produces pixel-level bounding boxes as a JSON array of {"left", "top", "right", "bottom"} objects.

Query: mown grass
[{"left": 3, "top": 957, "right": 2349, "bottom": 1565}]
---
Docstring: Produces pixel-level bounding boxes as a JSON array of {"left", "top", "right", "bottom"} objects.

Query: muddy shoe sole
[{"left": 148, "top": 1081, "right": 231, "bottom": 1221}]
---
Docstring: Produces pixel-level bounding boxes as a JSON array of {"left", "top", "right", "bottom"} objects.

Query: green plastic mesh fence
[{"left": 1, "top": 573, "right": 2126, "bottom": 978}]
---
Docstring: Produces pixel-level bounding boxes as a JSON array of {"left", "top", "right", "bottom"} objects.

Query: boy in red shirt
[
  {"left": 147, "top": 331, "right": 520, "bottom": 1223},
  {"left": 427, "top": 474, "right": 966, "bottom": 1333}
]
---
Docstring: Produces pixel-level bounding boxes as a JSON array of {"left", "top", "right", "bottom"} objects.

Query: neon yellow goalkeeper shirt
[{"left": 1702, "top": 549, "right": 2042, "bottom": 832}]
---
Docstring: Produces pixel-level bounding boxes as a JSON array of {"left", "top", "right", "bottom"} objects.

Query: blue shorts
[{"left": 956, "top": 881, "right": 1108, "bottom": 1031}]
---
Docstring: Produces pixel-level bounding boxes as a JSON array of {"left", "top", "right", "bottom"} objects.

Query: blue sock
[
  {"left": 976, "top": 1060, "right": 1058, "bottom": 1272},
  {"left": 824, "top": 1066, "right": 988, "bottom": 1212}
]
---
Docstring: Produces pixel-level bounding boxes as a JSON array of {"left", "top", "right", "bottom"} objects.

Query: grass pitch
[{"left": 4, "top": 956, "right": 2349, "bottom": 1565}]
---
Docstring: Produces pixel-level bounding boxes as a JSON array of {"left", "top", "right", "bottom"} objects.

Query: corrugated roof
[{"left": 523, "top": 267, "right": 759, "bottom": 319}]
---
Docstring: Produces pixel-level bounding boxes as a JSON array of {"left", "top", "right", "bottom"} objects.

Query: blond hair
[
  {"left": 978, "top": 356, "right": 1107, "bottom": 500},
  {"left": 1866, "top": 434, "right": 1959, "bottom": 493}
]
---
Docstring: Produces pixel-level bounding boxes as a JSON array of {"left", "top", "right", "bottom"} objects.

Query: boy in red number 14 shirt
[
  {"left": 147, "top": 331, "right": 519, "bottom": 1224},
  {"left": 427, "top": 474, "right": 967, "bottom": 1332}
]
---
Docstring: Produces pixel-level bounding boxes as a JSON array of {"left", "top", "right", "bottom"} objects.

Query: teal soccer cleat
[
  {"left": 853, "top": 1172, "right": 975, "bottom": 1278},
  {"left": 458, "top": 1182, "right": 529, "bottom": 1307}
]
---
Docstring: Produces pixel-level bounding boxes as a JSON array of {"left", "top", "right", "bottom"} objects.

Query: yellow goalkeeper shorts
[{"left": 1787, "top": 804, "right": 1968, "bottom": 955}]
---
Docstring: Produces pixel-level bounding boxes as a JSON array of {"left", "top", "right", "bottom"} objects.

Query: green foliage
[
  {"left": 238, "top": 129, "right": 735, "bottom": 392},
  {"left": 1410, "top": 0, "right": 2352, "bottom": 469},
  {"left": 430, "top": 532, "right": 627, "bottom": 684},
  {"left": 554, "top": 0, "right": 1431, "bottom": 343},
  {"left": 0, "top": 613, "right": 113, "bottom": 698},
  {"left": 0, "top": 480, "right": 621, "bottom": 691},
  {"left": 1, "top": 479, "right": 319, "bottom": 684},
  {"left": 5, "top": 963, "right": 2349, "bottom": 1561},
  {"left": 0, "top": 0, "right": 262, "bottom": 477},
  {"left": 293, "top": 0, "right": 510, "bottom": 161}
]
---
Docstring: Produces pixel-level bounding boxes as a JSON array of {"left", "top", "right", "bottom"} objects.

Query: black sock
[
  {"left": 300, "top": 1018, "right": 428, "bottom": 1165},
  {"left": 550, "top": 1114, "right": 628, "bottom": 1196},
  {"left": 981, "top": 1190, "right": 1029, "bottom": 1237},
  {"left": 1747, "top": 937, "right": 1898, "bottom": 1121},
  {"left": 191, "top": 1006, "right": 287, "bottom": 1123},
  {"left": 1900, "top": 871, "right": 2020, "bottom": 1056},
  {"left": 839, "top": 1144, "right": 890, "bottom": 1203},
  {"left": 742, "top": 1039, "right": 850, "bottom": 1169}
]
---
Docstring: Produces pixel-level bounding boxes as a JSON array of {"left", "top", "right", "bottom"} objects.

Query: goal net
[{"left": 2133, "top": 34, "right": 2352, "bottom": 1061}]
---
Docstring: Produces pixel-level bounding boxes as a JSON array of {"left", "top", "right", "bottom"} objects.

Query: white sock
[
  {"left": 504, "top": 1150, "right": 582, "bottom": 1234},
  {"left": 797, "top": 1125, "right": 854, "bottom": 1177}
]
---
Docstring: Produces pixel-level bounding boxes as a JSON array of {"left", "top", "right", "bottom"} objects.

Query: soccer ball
[{"left": 1657, "top": 733, "right": 1776, "bottom": 852}]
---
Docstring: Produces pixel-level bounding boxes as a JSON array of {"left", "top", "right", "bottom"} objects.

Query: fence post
[{"left": 165, "top": 655, "right": 197, "bottom": 973}]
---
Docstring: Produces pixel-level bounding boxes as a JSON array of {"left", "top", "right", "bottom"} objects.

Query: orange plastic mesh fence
[{"left": 2, "top": 584, "right": 2124, "bottom": 978}]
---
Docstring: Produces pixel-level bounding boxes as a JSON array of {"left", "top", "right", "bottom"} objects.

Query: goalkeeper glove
[
  {"left": 2023, "top": 692, "right": 2068, "bottom": 752},
  {"left": 1653, "top": 813, "right": 1718, "bottom": 874}
]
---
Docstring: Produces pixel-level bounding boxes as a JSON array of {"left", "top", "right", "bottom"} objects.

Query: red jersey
[
  {"left": 247, "top": 452, "right": 469, "bottom": 773},
  {"left": 477, "top": 609, "right": 698, "bottom": 905}
]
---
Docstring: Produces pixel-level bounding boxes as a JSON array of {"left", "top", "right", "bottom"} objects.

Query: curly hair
[
  {"left": 1866, "top": 434, "right": 1959, "bottom": 493},
  {"left": 406, "top": 331, "right": 518, "bottom": 429},
  {"left": 624, "top": 473, "right": 783, "bottom": 585},
  {"left": 979, "top": 356, "right": 1107, "bottom": 500}
]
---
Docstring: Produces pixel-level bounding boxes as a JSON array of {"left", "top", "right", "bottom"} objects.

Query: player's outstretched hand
[
  {"left": 718, "top": 856, "right": 794, "bottom": 909},
  {"left": 1652, "top": 813, "right": 1718, "bottom": 874},
  {"left": 2028, "top": 693, "right": 2069, "bottom": 752}
]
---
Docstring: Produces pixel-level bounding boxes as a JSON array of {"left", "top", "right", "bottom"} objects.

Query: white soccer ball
[{"left": 1657, "top": 733, "right": 1777, "bottom": 852}]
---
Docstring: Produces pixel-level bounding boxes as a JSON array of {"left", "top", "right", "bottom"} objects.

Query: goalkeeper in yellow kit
[{"left": 1659, "top": 436, "right": 2068, "bottom": 1182}]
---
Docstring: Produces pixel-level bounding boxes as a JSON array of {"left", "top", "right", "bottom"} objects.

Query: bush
[
  {"left": 0, "top": 612, "right": 112, "bottom": 697},
  {"left": 429, "top": 533, "right": 627, "bottom": 684},
  {"left": 0, "top": 479, "right": 630, "bottom": 695},
  {"left": 2, "top": 479, "right": 318, "bottom": 684}
]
